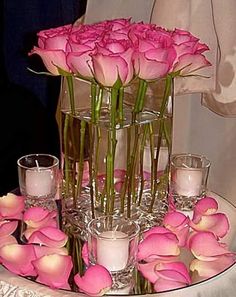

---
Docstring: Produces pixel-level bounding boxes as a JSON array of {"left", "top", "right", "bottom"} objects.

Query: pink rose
[
  {"left": 29, "top": 24, "right": 72, "bottom": 75},
  {"left": 171, "top": 28, "right": 211, "bottom": 74},
  {"left": 67, "top": 24, "right": 102, "bottom": 78},
  {"left": 91, "top": 38, "right": 134, "bottom": 86},
  {"left": 132, "top": 26, "right": 176, "bottom": 80}
]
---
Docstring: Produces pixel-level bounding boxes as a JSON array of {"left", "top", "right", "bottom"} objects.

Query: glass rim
[
  {"left": 17, "top": 153, "right": 59, "bottom": 170},
  {"left": 170, "top": 153, "right": 211, "bottom": 169},
  {"left": 87, "top": 215, "right": 140, "bottom": 240}
]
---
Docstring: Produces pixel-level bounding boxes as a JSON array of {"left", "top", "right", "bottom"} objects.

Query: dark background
[{"left": 0, "top": 0, "right": 87, "bottom": 195}]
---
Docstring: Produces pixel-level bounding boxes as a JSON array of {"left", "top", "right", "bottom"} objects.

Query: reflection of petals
[
  {"left": 155, "top": 262, "right": 191, "bottom": 284},
  {"left": 28, "top": 226, "right": 68, "bottom": 248},
  {"left": 138, "top": 261, "right": 159, "bottom": 283},
  {"left": 0, "top": 194, "right": 25, "bottom": 220},
  {"left": 74, "top": 264, "right": 112, "bottom": 296},
  {"left": 137, "top": 233, "right": 180, "bottom": 262},
  {"left": 191, "top": 213, "right": 229, "bottom": 238},
  {"left": 190, "top": 255, "right": 236, "bottom": 278},
  {"left": 82, "top": 242, "right": 89, "bottom": 266},
  {"left": 189, "top": 231, "right": 234, "bottom": 261},
  {"left": 0, "top": 244, "right": 36, "bottom": 276},
  {"left": 139, "top": 261, "right": 191, "bottom": 292},
  {"left": 154, "top": 278, "right": 187, "bottom": 292},
  {"left": 0, "top": 220, "right": 18, "bottom": 236},
  {"left": 33, "top": 254, "right": 72, "bottom": 289}
]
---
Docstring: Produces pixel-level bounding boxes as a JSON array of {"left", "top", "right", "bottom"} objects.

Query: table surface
[{"left": 1, "top": 192, "right": 236, "bottom": 297}]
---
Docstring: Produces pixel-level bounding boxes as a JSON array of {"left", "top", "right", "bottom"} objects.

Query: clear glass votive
[
  {"left": 17, "top": 154, "right": 59, "bottom": 210},
  {"left": 87, "top": 216, "right": 140, "bottom": 293},
  {"left": 170, "top": 153, "right": 211, "bottom": 211}
]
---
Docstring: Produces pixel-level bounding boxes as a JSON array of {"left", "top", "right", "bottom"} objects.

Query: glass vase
[{"left": 59, "top": 77, "right": 174, "bottom": 232}]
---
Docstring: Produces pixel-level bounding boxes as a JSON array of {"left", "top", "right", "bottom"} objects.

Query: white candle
[
  {"left": 25, "top": 167, "right": 53, "bottom": 197},
  {"left": 97, "top": 231, "right": 129, "bottom": 271},
  {"left": 175, "top": 169, "right": 202, "bottom": 197}
]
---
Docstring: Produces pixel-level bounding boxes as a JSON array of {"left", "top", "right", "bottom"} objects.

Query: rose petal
[
  {"left": 23, "top": 207, "right": 57, "bottom": 227},
  {"left": 190, "top": 213, "right": 229, "bottom": 238},
  {"left": 190, "top": 255, "right": 236, "bottom": 279},
  {"left": 74, "top": 265, "right": 112, "bottom": 296},
  {"left": 33, "top": 254, "right": 72, "bottom": 290},
  {"left": 0, "top": 194, "right": 25, "bottom": 220},
  {"left": 33, "top": 245, "right": 68, "bottom": 258},
  {"left": 28, "top": 226, "right": 68, "bottom": 248},
  {"left": 0, "top": 235, "right": 17, "bottom": 248},
  {"left": 137, "top": 233, "right": 180, "bottom": 262},
  {"left": 189, "top": 231, "right": 234, "bottom": 261},
  {"left": 0, "top": 244, "right": 36, "bottom": 276},
  {"left": 0, "top": 220, "right": 18, "bottom": 236}
]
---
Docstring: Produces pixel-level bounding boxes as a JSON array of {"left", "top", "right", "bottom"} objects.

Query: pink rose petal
[
  {"left": 189, "top": 231, "right": 234, "bottom": 261},
  {"left": 33, "top": 254, "right": 72, "bottom": 289},
  {"left": 0, "top": 194, "right": 25, "bottom": 220},
  {"left": 190, "top": 255, "right": 236, "bottom": 279},
  {"left": 0, "top": 235, "right": 17, "bottom": 248},
  {"left": 0, "top": 220, "right": 18, "bottom": 236},
  {"left": 190, "top": 213, "right": 229, "bottom": 238},
  {"left": 74, "top": 264, "right": 112, "bottom": 296},
  {"left": 0, "top": 244, "right": 36, "bottom": 276},
  {"left": 137, "top": 233, "right": 180, "bottom": 262},
  {"left": 28, "top": 226, "right": 68, "bottom": 248}
]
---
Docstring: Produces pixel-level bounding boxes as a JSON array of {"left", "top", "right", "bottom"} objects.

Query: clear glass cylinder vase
[{"left": 59, "top": 77, "right": 174, "bottom": 231}]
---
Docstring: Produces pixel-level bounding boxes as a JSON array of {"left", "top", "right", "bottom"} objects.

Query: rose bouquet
[
  {"left": 29, "top": 18, "right": 211, "bottom": 223},
  {"left": 0, "top": 193, "right": 235, "bottom": 295}
]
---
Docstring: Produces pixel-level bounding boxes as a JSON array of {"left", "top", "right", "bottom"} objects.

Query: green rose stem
[
  {"left": 106, "top": 87, "right": 118, "bottom": 215},
  {"left": 148, "top": 75, "right": 172, "bottom": 212},
  {"left": 88, "top": 123, "right": 95, "bottom": 219},
  {"left": 120, "top": 128, "right": 131, "bottom": 213},
  {"left": 149, "top": 123, "right": 155, "bottom": 199},
  {"left": 118, "top": 86, "right": 124, "bottom": 123},
  {"left": 63, "top": 114, "right": 70, "bottom": 198},
  {"left": 88, "top": 81, "right": 98, "bottom": 218},
  {"left": 63, "top": 76, "right": 76, "bottom": 202},
  {"left": 75, "top": 120, "right": 86, "bottom": 202},
  {"left": 94, "top": 126, "right": 101, "bottom": 204},
  {"left": 126, "top": 129, "right": 140, "bottom": 218},
  {"left": 133, "top": 79, "right": 148, "bottom": 114},
  {"left": 137, "top": 124, "right": 148, "bottom": 206}
]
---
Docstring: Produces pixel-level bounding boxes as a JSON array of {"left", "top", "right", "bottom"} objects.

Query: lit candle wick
[{"left": 35, "top": 160, "right": 40, "bottom": 171}]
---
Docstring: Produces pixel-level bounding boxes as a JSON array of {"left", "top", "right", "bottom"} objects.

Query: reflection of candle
[
  {"left": 175, "top": 169, "right": 202, "bottom": 196},
  {"left": 144, "top": 146, "right": 169, "bottom": 172},
  {"left": 97, "top": 231, "right": 129, "bottom": 271},
  {"left": 26, "top": 168, "right": 52, "bottom": 197}
]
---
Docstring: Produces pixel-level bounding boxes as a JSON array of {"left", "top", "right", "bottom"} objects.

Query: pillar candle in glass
[
  {"left": 87, "top": 216, "right": 140, "bottom": 293},
  {"left": 17, "top": 154, "right": 59, "bottom": 210},
  {"left": 170, "top": 153, "right": 211, "bottom": 211}
]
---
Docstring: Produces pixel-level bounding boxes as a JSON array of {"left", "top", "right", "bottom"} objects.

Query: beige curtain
[
  {"left": 151, "top": 0, "right": 236, "bottom": 117},
  {"left": 83, "top": 0, "right": 236, "bottom": 117}
]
